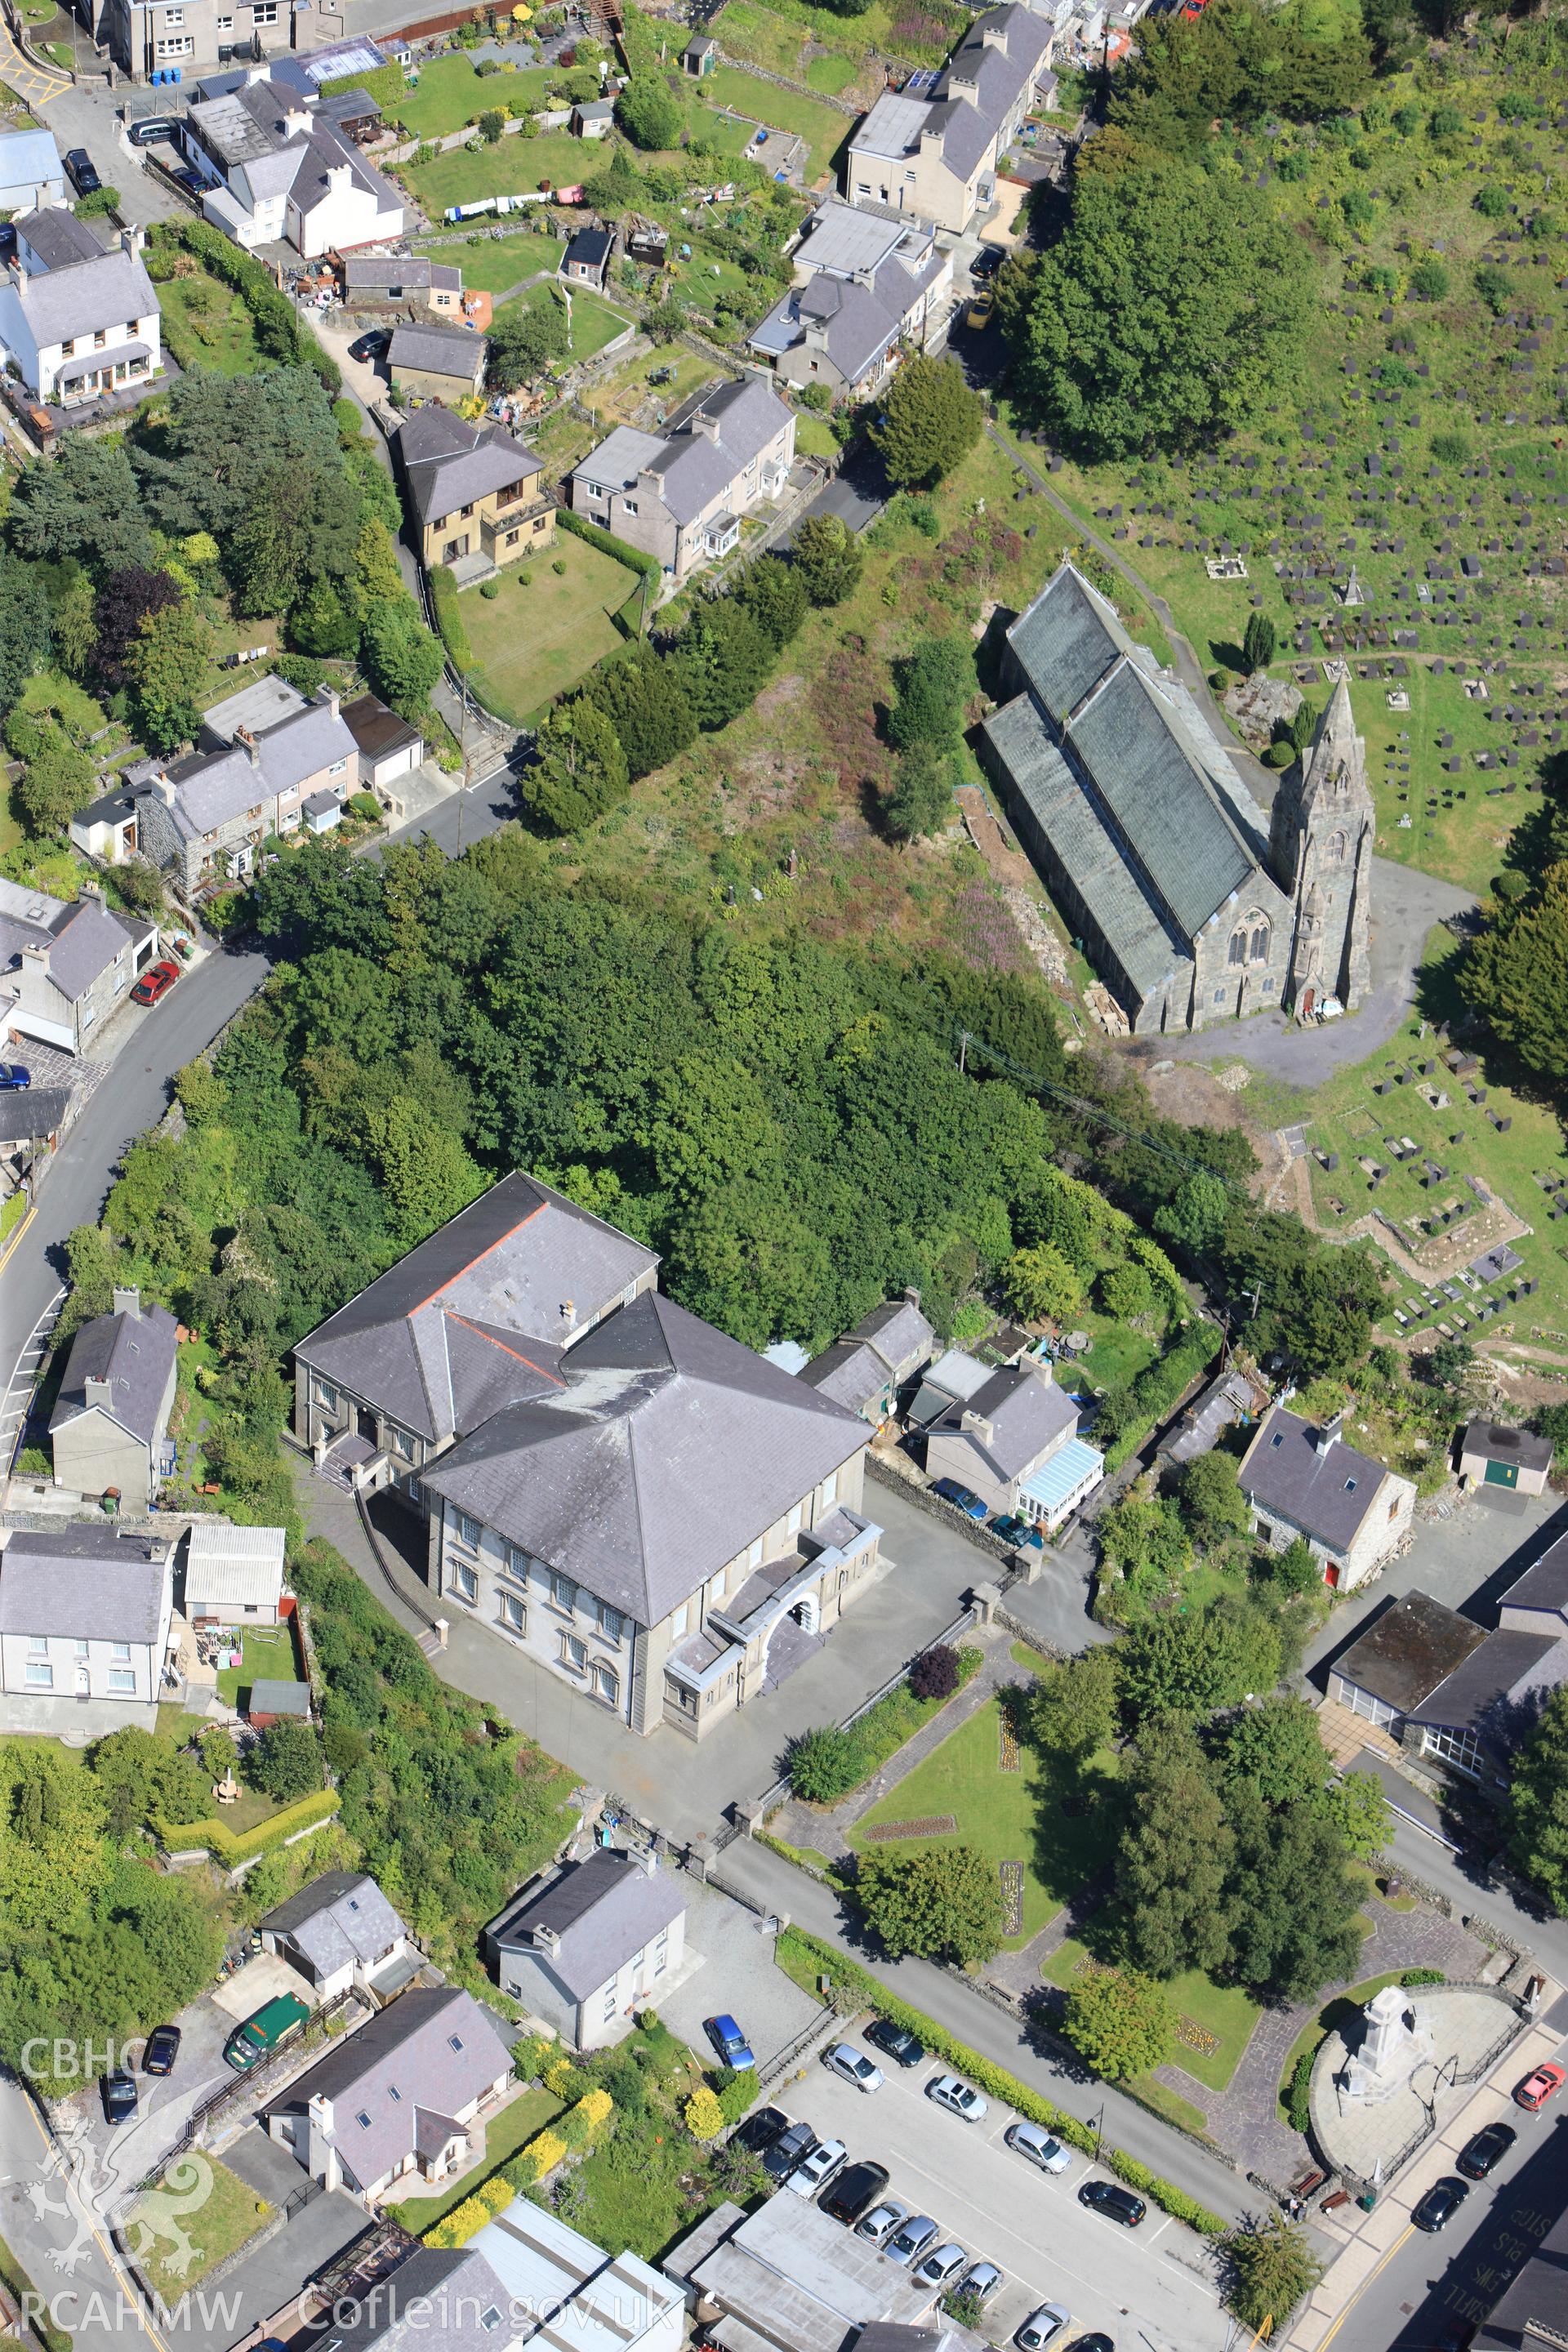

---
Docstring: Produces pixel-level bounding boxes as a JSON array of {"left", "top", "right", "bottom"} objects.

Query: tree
[
  {"left": 233, "top": 463, "right": 358, "bottom": 618},
  {"left": 1324, "top": 1768, "right": 1390, "bottom": 1860},
  {"left": 885, "top": 742, "right": 953, "bottom": 842},
  {"left": 50, "top": 575, "right": 97, "bottom": 683},
  {"left": 1226, "top": 2215, "right": 1324, "bottom": 2333},
  {"left": 362, "top": 596, "right": 441, "bottom": 721},
  {"left": 129, "top": 364, "right": 345, "bottom": 540},
  {"left": 123, "top": 600, "right": 216, "bottom": 754},
  {"left": 11, "top": 719, "right": 93, "bottom": 837},
  {"left": 1097, "top": 1486, "right": 1192, "bottom": 1591},
  {"left": 1097, "top": 1260, "right": 1152, "bottom": 1321},
  {"left": 581, "top": 643, "right": 694, "bottom": 780},
  {"left": 523, "top": 697, "right": 631, "bottom": 832},
  {"left": 1011, "top": 163, "right": 1311, "bottom": 459},
  {"left": 91, "top": 566, "right": 183, "bottom": 692},
  {"left": 856, "top": 1844, "right": 1004, "bottom": 1967},
  {"left": 1112, "top": 1722, "right": 1232, "bottom": 1976},
  {"left": 675, "top": 598, "right": 774, "bottom": 731},
  {"left": 487, "top": 296, "right": 568, "bottom": 388},
  {"left": 909, "top": 1645, "right": 960, "bottom": 1701},
  {"left": 1002, "top": 1241, "right": 1082, "bottom": 1323},
  {"left": 1218, "top": 1696, "right": 1330, "bottom": 1808},
  {"left": 8, "top": 438, "right": 152, "bottom": 573},
  {"left": 1224, "top": 1786, "right": 1363, "bottom": 1999},
  {"left": 887, "top": 635, "right": 974, "bottom": 751},
  {"left": 290, "top": 577, "right": 361, "bottom": 661},
  {"left": 733, "top": 555, "right": 808, "bottom": 650},
  {"left": 1062, "top": 1965, "right": 1173, "bottom": 2078},
  {"left": 1152, "top": 1169, "right": 1231, "bottom": 1255},
  {"left": 365, "top": 1093, "right": 486, "bottom": 1248},
  {"left": 1532, "top": 1400, "right": 1568, "bottom": 1470},
  {"left": 1174, "top": 1450, "right": 1248, "bottom": 1548},
  {"left": 616, "top": 75, "right": 684, "bottom": 149},
  {"left": 791, "top": 513, "right": 863, "bottom": 607},
  {"left": 870, "top": 355, "right": 983, "bottom": 488},
  {"left": 246, "top": 1719, "right": 325, "bottom": 1804},
  {"left": 1027, "top": 1646, "right": 1120, "bottom": 1762},
  {"left": 1508, "top": 1684, "right": 1568, "bottom": 1911},
  {"left": 786, "top": 1724, "right": 861, "bottom": 1804},
  {"left": 1119, "top": 1598, "right": 1281, "bottom": 1724},
  {"left": 1242, "top": 611, "right": 1276, "bottom": 673},
  {"left": 478, "top": 106, "right": 505, "bottom": 140}
]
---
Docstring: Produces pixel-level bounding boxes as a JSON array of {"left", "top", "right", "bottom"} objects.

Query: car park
[
  {"left": 1515, "top": 2062, "right": 1566, "bottom": 2110},
  {"left": 931, "top": 1477, "right": 988, "bottom": 1520},
  {"left": 1063, "top": 2337, "right": 1114, "bottom": 2352},
  {"left": 962, "top": 2261, "right": 1004, "bottom": 2303},
  {"left": 0, "top": 1063, "right": 30, "bottom": 1091},
  {"left": 1078, "top": 2180, "right": 1145, "bottom": 2228},
  {"left": 64, "top": 148, "right": 100, "bottom": 197},
  {"left": 131, "top": 959, "right": 180, "bottom": 1007},
  {"left": 915, "top": 2242, "right": 967, "bottom": 2291},
  {"left": 785, "top": 2136, "right": 847, "bottom": 2197},
  {"left": 142, "top": 2025, "right": 181, "bottom": 2076},
  {"left": 853, "top": 2198, "right": 909, "bottom": 2247},
  {"left": 735, "top": 2105, "right": 789, "bottom": 2157},
  {"left": 823, "top": 2042, "right": 883, "bottom": 2095},
  {"left": 127, "top": 115, "right": 177, "bottom": 145},
  {"left": 1457, "top": 2120, "right": 1517, "bottom": 2180},
  {"left": 927, "top": 2070, "right": 988, "bottom": 2122},
  {"left": 762, "top": 2120, "right": 816, "bottom": 2181},
  {"left": 821, "top": 2160, "right": 890, "bottom": 2225},
  {"left": 885, "top": 2212, "right": 939, "bottom": 2267},
  {"left": 1412, "top": 2176, "right": 1470, "bottom": 2234},
  {"left": 102, "top": 2069, "right": 137, "bottom": 2123},
  {"left": 1007, "top": 2119, "right": 1071, "bottom": 2174},
  {"left": 1015, "top": 2310, "right": 1070, "bottom": 2351},
  {"left": 866, "top": 2019, "right": 924, "bottom": 2069},
  {"left": 705, "top": 2014, "right": 755, "bottom": 2070}
]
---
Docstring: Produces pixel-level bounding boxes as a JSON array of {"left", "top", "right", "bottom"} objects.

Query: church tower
[{"left": 1269, "top": 679, "right": 1374, "bottom": 1018}]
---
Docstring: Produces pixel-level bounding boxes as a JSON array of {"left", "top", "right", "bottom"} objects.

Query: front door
[
  {"left": 443, "top": 535, "right": 469, "bottom": 563},
  {"left": 357, "top": 1404, "right": 378, "bottom": 1445},
  {"left": 1300, "top": 987, "right": 1316, "bottom": 1020},
  {"left": 1485, "top": 1456, "right": 1519, "bottom": 1488}
]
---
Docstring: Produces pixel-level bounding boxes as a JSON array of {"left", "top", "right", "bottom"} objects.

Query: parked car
[
  {"left": 1007, "top": 2119, "right": 1071, "bottom": 2174},
  {"left": 101, "top": 2069, "right": 137, "bottom": 2123},
  {"left": 63, "top": 147, "right": 100, "bottom": 196},
  {"left": 972, "top": 245, "right": 1004, "bottom": 280},
  {"left": 960, "top": 2261, "right": 1003, "bottom": 2304},
  {"left": 762, "top": 2121, "right": 817, "bottom": 2182},
  {"left": 0, "top": 1063, "right": 30, "bottom": 1091},
  {"left": 1015, "top": 2309, "right": 1071, "bottom": 2352},
  {"left": 866, "top": 2018, "right": 924, "bottom": 2069},
  {"left": 915, "top": 2242, "right": 967, "bottom": 2291},
  {"left": 127, "top": 114, "right": 177, "bottom": 145},
  {"left": 223, "top": 1993, "right": 310, "bottom": 2073},
  {"left": 142, "top": 2025, "right": 181, "bottom": 2076},
  {"left": 991, "top": 1513, "right": 1044, "bottom": 1550},
  {"left": 966, "top": 287, "right": 996, "bottom": 330},
  {"left": 1457, "top": 2120, "right": 1517, "bottom": 2180},
  {"left": 1412, "top": 2176, "right": 1471, "bottom": 2234},
  {"left": 821, "top": 2160, "right": 890, "bottom": 2225},
  {"left": 927, "top": 2070, "right": 988, "bottom": 2123},
  {"left": 172, "top": 167, "right": 205, "bottom": 196},
  {"left": 1515, "top": 2062, "right": 1566, "bottom": 2111},
  {"left": 853, "top": 2198, "right": 909, "bottom": 2247},
  {"left": 931, "top": 1477, "right": 988, "bottom": 1520},
  {"left": 349, "top": 328, "right": 389, "bottom": 363},
  {"left": 1063, "top": 2338, "right": 1115, "bottom": 2352},
  {"left": 1078, "top": 2180, "right": 1145, "bottom": 2228},
  {"left": 823, "top": 2042, "right": 883, "bottom": 2095},
  {"left": 885, "top": 2212, "right": 940, "bottom": 2267},
  {"left": 785, "top": 2136, "right": 847, "bottom": 2198},
  {"left": 734, "top": 2105, "right": 789, "bottom": 2157},
  {"left": 704, "top": 2014, "right": 755, "bottom": 2071},
  {"left": 131, "top": 959, "right": 180, "bottom": 1007}
]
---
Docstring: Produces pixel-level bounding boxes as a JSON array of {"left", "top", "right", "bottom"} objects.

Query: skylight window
[
  {"left": 448, "top": 2034, "right": 465, "bottom": 2051},
  {"left": 1271, "top": 1432, "right": 1285, "bottom": 1447},
  {"left": 356, "top": 2111, "right": 372, "bottom": 2129},
  {"left": 1345, "top": 1477, "right": 1357, "bottom": 1491}
]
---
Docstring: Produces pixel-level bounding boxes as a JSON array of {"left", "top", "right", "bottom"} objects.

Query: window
[
  {"left": 356, "top": 2111, "right": 372, "bottom": 2130},
  {"left": 480, "top": 2311, "right": 502, "bottom": 2334},
  {"left": 251, "top": 1, "right": 278, "bottom": 20},
  {"left": 155, "top": 34, "right": 192, "bottom": 52},
  {"left": 532, "top": 516, "right": 547, "bottom": 532},
  {"left": 505, "top": 530, "right": 519, "bottom": 547},
  {"left": 1213, "top": 987, "right": 1227, "bottom": 1004},
  {"left": 448, "top": 2034, "right": 465, "bottom": 2051},
  {"left": 74, "top": 1639, "right": 88, "bottom": 1658},
  {"left": 748, "top": 1538, "right": 763, "bottom": 1569},
  {"left": 670, "top": 1603, "right": 689, "bottom": 1638},
  {"left": 1263, "top": 975, "right": 1276, "bottom": 992},
  {"left": 328, "top": 759, "right": 348, "bottom": 778},
  {"left": 1388, "top": 1496, "right": 1401, "bottom": 1520},
  {"left": 111, "top": 1642, "right": 131, "bottom": 1661},
  {"left": 451, "top": 1558, "right": 477, "bottom": 1604},
  {"left": 597, "top": 1601, "right": 624, "bottom": 1644},
  {"left": 216, "top": 12, "right": 233, "bottom": 25},
  {"left": 1271, "top": 1431, "right": 1285, "bottom": 1448},
  {"left": 603, "top": 1984, "right": 618, "bottom": 2020},
  {"left": 708, "top": 1566, "right": 726, "bottom": 1601},
  {"left": 560, "top": 1632, "right": 587, "bottom": 1674},
  {"left": 163, "top": 5, "right": 183, "bottom": 16},
  {"left": 653, "top": 1930, "right": 669, "bottom": 1976},
  {"left": 1325, "top": 829, "right": 1347, "bottom": 863},
  {"left": 595, "top": 1662, "right": 619, "bottom": 1708},
  {"left": 1250, "top": 925, "right": 1269, "bottom": 962},
  {"left": 1228, "top": 929, "right": 1247, "bottom": 967},
  {"left": 109, "top": 1668, "right": 136, "bottom": 1693},
  {"left": 551, "top": 1572, "right": 576, "bottom": 1615},
  {"left": 455, "top": 1512, "right": 480, "bottom": 1548},
  {"left": 1344, "top": 1477, "right": 1357, "bottom": 1493},
  {"left": 389, "top": 2083, "right": 401, "bottom": 2100},
  {"left": 25, "top": 1664, "right": 52, "bottom": 1688},
  {"left": 27, "top": 1635, "right": 47, "bottom": 1656},
  {"left": 1421, "top": 1723, "right": 1485, "bottom": 1780},
  {"left": 787, "top": 1504, "right": 802, "bottom": 1536},
  {"left": 500, "top": 1591, "right": 525, "bottom": 1634},
  {"left": 501, "top": 1542, "right": 529, "bottom": 1583},
  {"left": 387, "top": 1424, "right": 414, "bottom": 1460},
  {"left": 666, "top": 1677, "right": 696, "bottom": 1713},
  {"left": 407, "top": 1478, "right": 422, "bottom": 1503},
  {"left": 94, "top": 331, "right": 106, "bottom": 350}
]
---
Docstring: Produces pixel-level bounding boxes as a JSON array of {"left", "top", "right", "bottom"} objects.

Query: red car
[
  {"left": 131, "top": 960, "right": 180, "bottom": 1007},
  {"left": 1514, "top": 2062, "right": 1566, "bottom": 2112}
]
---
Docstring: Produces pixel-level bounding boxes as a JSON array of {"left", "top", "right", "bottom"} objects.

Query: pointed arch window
[
  {"left": 1324, "top": 830, "right": 1347, "bottom": 863},
  {"left": 1228, "top": 929, "right": 1248, "bottom": 967},
  {"left": 1250, "top": 923, "right": 1270, "bottom": 962}
]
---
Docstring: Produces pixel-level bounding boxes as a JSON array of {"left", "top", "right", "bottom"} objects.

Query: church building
[{"left": 980, "top": 564, "right": 1374, "bottom": 1035}]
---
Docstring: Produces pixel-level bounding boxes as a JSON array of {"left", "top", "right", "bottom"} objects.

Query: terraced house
[
  {"left": 846, "top": 3, "right": 1055, "bottom": 234},
  {"left": 292, "top": 1174, "right": 881, "bottom": 1740},
  {"left": 570, "top": 376, "right": 795, "bottom": 581}
]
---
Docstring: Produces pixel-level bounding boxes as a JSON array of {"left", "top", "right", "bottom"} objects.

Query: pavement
[
  {"left": 654, "top": 1877, "right": 822, "bottom": 2075},
  {"left": 774, "top": 2032, "right": 1232, "bottom": 2351}
]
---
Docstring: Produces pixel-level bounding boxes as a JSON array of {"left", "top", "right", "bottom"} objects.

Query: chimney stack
[
  {"left": 84, "top": 1375, "right": 115, "bottom": 1414},
  {"left": 1314, "top": 1410, "right": 1346, "bottom": 1455},
  {"left": 113, "top": 1285, "right": 141, "bottom": 1321},
  {"left": 688, "top": 408, "right": 720, "bottom": 442},
  {"left": 235, "top": 724, "right": 260, "bottom": 770}
]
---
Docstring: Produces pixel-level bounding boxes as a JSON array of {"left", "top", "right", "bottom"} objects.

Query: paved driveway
[
  {"left": 655, "top": 1878, "right": 822, "bottom": 2076},
  {"left": 767, "top": 2025, "right": 1231, "bottom": 2351}
]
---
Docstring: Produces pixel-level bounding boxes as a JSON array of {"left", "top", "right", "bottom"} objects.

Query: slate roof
[
  {"left": 847, "top": 1295, "right": 933, "bottom": 1380},
  {"left": 1499, "top": 1529, "right": 1568, "bottom": 1619},
  {"left": 489, "top": 1851, "right": 686, "bottom": 1998},
  {"left": 50, "top": 1294, "right": 177, "bottom": 1447},
  {"left": 850, "top": 5, "right": 1052, "bottom": 183},
  {"left": 144, "top": 692, "right": 359, "bottom": 842},
  {"left": 1007, "top": 560, "right": 1129, "bottom": 725},
  {"left": 11, "top": 242, "right": 158, "bottom": 351},
  {"left": 15, "top": 206, "right": 104, "bottom": 270},
  {"left": 750, "top": 247, "right": 943, "bottom": 385},
  {"left": 294, "top": 1170, "right": 658, "bottom": 1445},
  {"left": 1161, "top": 1367, "right": 1267, "bottom": 1467},
  {"left": 0, "top": 1526, "right": 169, "bottom": 1646},
  {"left": 1241, "top": 1405, "right": 1396, "bottom": 1551},
  {"left": 0, "top": 878, "right": 148, "bottom": 1007},
  {"left": 265, "top": 1988, "right": 513, "bottom": 2193},
  {"left": 421, "top": 1288, "right": 867, "bottom": 1626},
  {"left": 344, "top": 256, "right": 441, "bottom": 291},
  {"left": 800, "top": 1339, "right": 892, "bottom": 1414},
  {"left": 1409, "top": 1629, "right": 1568, "bottom": 1740},
  {"left": 0, "top": 1086, "right": 68, "bottom": 1142},
  {"left": 261, "top": 1869, "right": 408, "bottom": 1975},
  {"left": 299, "top": 2246, "right": 512, "bottom": 2352},
  {"left": 398, "top": 403, "right": 541, "bottom": 526},
  {"left": 1462, "top": 1419, "right": 1553, "bottom": 1475},
  {"left": 564, "top": 226, "right": 613, "bottom": 270},
  {"left": 1331, "top": 1590, "right": 1486, "bottom": 1715},
  {"left": 934, "top": 1362, "right": 1076, "bottom": 1480},
  {"left": 388, "top": 321, "right": 485, "bottom": 381},
  {"left": 573, "top": 376, "right": 791, "bottom": 527},
  {"left": 343, "top": 693, "right": 423, "bottom": 764}
]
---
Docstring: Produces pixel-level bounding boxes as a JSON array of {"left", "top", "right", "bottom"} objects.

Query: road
[
  {"left": 0, "top": 2072, "right": 171, "bottom": 2352},
  {"left": 783, "top": 2039, "right": 1230, "bottom": 2351}
]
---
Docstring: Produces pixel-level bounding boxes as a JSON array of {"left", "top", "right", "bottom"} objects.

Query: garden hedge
[
  {"left": 556, "top": 507, "right": 661, "bottom": 595},
  {"left": 150, "top": 1786, "right": 340, "bottom": 1869},
  {"left": 153, "top": 219, "right": 341, "bottom": 392},
  {"left": 777, "top": 1928, "right": 1227, "bottom": 2236},
  {"left": 430, "top": 564, "right": 474, "bottom": 674}
]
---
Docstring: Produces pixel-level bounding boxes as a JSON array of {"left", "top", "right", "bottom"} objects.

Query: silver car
[
  {"left": 915, "top": 2242, "right": 967, "bottom": 2290},
  {"left": 885, "top": 2212, "right": 939, "bottom": 2267},
  {"left": 961, "top": 2261, "right": 1004, "bottom": 2304},
  {"left": 1008, "top": 2119, "right": 1072, "bottom": 2175},
  {"left": 1016, "top": 2305, "right": 1071, "bottom": 2351},
  {"left": 823, "top": 2042, "right": 884, "bottom": 2094},
  {"left": 927, "top": 2070, "right": 989, "bottom": 2123},
  {"left": 854, "top": 2198, "right": 909, "bottom": 2247},
  {"left": 785, "top": 2136, "right": 847, "bottom": 2198}
]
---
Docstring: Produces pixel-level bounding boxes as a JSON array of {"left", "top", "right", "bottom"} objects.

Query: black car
[
  {"left": 101, "top": 2069, "right": 137, "bottom": 2124},
  {"left": 866, "top": 2018, "right": 925, "bottom": 2069},
  {"left": 734, "top": 2105, "right": 789, "bottom": 2158},
  {"left": 762, "top": 2120, "right": 817, "bottom": 2182},
  {"left": 821, "top": 2160, "right": 891, "bottom": 2226},
  {"left": 143, "top": 2025, "right": 181, "bottom": 2076},
  {"left": 349, "top": 329, "right": 389, "bottom": 363},
  {"left": 64, "top": 147, "right": 101, "bottom": 198},
  {"left": 1078, "top": 2180, "right": 1145, "bottom": 2229},
  {"left": 1457, "top": 2121, "right": 1516, "bottom": 2181},
  {"left": 1413, "top": 2176, "right": 1471, "bottom": 2234},
  {"left": 1065, "top": 2340, "right": 1116, "bottom": 2352}
]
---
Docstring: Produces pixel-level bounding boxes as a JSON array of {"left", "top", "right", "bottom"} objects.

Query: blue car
[
  {"left": 932, "top": 1477, "right": 987, "bottom": 1521},
  {"left": 705, "top": 2014, "right": 755, "bottom": 2071},
  {"left": 991, "top": 1513, "right": 1044, "bottom": 1551},
  {"left": 0, "top": 1063, "right": 30, "bottom": 1091}
]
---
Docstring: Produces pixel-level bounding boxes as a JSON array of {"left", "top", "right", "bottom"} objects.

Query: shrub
[
  {"left": 518, "top": 571, "right": 532, "bottom": 586},
  {"left": 480, "top": 579, "right": 501, "bottom": 600},
  {"left": 555, "top": 507, "right": 660, "bottom": 592},
  {"left": 684, "top": 2085, "right": 726, "bottom": 2141},
  {"left": 1401, "top": 1968, "right": 1445, "bottom": 1987},
  {"left": 513, "top": 2031, "right": 556, "bottom": 2081},
  {"left": 424, "top": 2194, "right": 491, "bottom": 2247},
  {"left": 1209, "top": 669, "right": 1231, "bottom": 692},
  {"left": 152, "top": 1787, "right": 341, "bottom": 1868},
  {"left": 909, "top": 1645, "right": 960, "bottom": 1702},
  {"left": 716, "top": 2070, "right": 760, "bottom": 2125},
  {"left": 545, "top": 2056, "right": 586, "bottom": 2100},
  {"left": 430, "top": 564, "right": 473, "bottom": 674},
  {"left": 552, "top": 559, "right": 567, "bottom": 575},
  {"left": 1285, "top": 2046, "right": 1315, "bottom": 2133},
  {"left": 786, "top": 1724, "right": 862, "bottom": 1803},
  {"left": 1410, "top": 259, "right": 1450, "bottom": 301}
]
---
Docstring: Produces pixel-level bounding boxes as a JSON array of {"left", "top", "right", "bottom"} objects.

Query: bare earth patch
[{"left": 864, "top": 1813, "right": 959, "bottom": 1841}]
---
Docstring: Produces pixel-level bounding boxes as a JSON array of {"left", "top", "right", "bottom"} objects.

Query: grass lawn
[
  {"left": 403, "top": 132, "right": 591, "bottom": 217},
  {"left": 216, "top": 1621, "right": 301, "bottom": 1710},
  {"left": 384, "top": 2087, "right": 562, "bottom": 2232},
  {"left": 128, "top": 2158, "right": 271, "bottom": 2300},
  {"left": 461, "top": 533, "right": 639, "bottom": 724},
  {"left": 1076, "top": 1310, "right": 1162, "bottom": 1397},
  {"left": 692, "top": 65, "right": 849, "bottom": 180},
  {"left": 1009, "top": 1641, "right": 1054, "bottom": 1677},
  {"left": 1041, "top": 1938, "right": 1262, "bottom": 2095},
  {"left": 848, "top": 1699, "right": 1116, "bottom": 1948},
  {"left": 710, "top": 0, "right": 812, "bottom": 76},
  {"left": 792, "top": 410, "right": 838, "bottom": 461},
  {"left": 391, "top": 54, "right": 554, "bottom": 140},
  {"left": 413, "top": 229, "right": 557, "bottom": 293},
  {"left": 158, "top": 268, "right": 271, "bottom": 376},
  {"left": 804, "top": 51, "right": 860, "bottom": 92},
  {"left": 595, "top": 341, "right": 723, "bottom": 427},
  {"left": 493, "top": 278, "right": 631, "bottom": 363}
]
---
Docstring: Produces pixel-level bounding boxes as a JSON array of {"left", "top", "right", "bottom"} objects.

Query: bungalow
[
  {"left": 0, "top": 1526, "right": 175, "bottom": 1731},
  {"left": 570, "top": 375, "right": 795, "bottom": 581},
  {"left": 387, "top": 320, "right": 487, "bottom": 403},
  {"left": 749, "top": 201, "right": 952, "bottom": 405},
  {"left": 1239, "top": 1405, "right": 1416, "bottom": 1591},
  {"left": 0, "top": 875, "right": 158, "bottom": 1056},
  {"left": 341, "top": 254, "right": 463, "bottom": 317},
  {"left": 0, "top": 213, "right": 162, "bottom": 414},
  {"left": 49, "top": 1285, "right": 178, "bottom": 1507},
  {"left": 261, "top": 1869, "right": 413, "bottom": 2002},
  {"left": 487, "top": 1849, "right": 688, "bottom": 2050},
  {"left": 1457, "top": 1419, "right": 1553, "bottom": 1497},
  {"left": 800, "top": 1291, "right": 935, "bottom": 1424},
  {"left": 925, "top": 1356, "right": 1102, "bottom": 1530}
]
